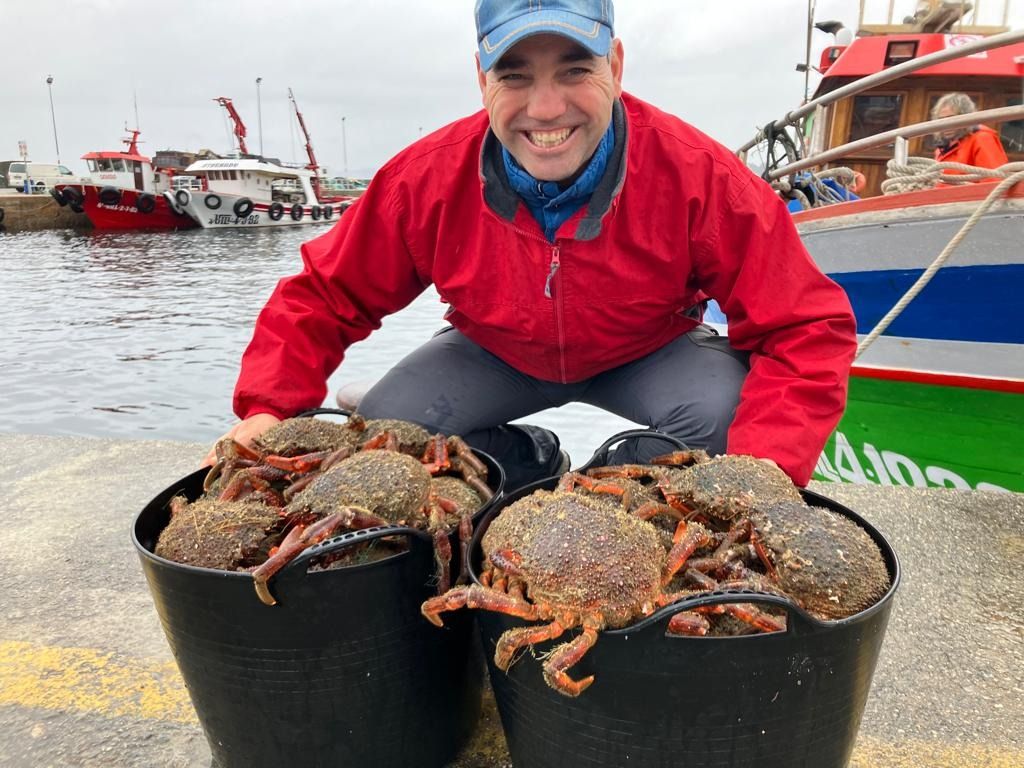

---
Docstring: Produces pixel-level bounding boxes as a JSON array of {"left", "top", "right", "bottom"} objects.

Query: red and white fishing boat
[
  {"left": 53, "top": 130, "right": 200, "bottom": 231},
  {"left": 171, "top": 95, "right": 357, "bottom": 229}
]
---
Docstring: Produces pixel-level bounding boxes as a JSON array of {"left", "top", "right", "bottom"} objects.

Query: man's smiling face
[{"left": 478, "top": 33, "right": 624, "bottom": 182}]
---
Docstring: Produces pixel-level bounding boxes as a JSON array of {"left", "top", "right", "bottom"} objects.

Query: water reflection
[{"left": 0, "top": 227, "right": 635, "bottom": 459}]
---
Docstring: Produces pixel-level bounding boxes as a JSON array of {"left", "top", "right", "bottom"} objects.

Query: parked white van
[{"left": 0, "top": 161, "right": 78, "bottom": 192}]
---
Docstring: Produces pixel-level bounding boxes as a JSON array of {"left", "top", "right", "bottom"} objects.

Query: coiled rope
[{"left": 856, "top": 159, "right": 1024, "bottom": 359}]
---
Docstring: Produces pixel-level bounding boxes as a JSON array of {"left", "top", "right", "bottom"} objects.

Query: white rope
[
  {"left": 856, "top": 163, "right": 1024, "bottom": 359},
  {"left": 881, "top": 157, "right": 1024, "bottom": 195}
]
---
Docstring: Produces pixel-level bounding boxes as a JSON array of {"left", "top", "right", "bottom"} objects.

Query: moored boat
[
  {"left": 170, "top": 157, "right": 352, "bottom": 229},
  {"left": 738, "top": 0, "right": 1024, "bottom": 492},
  {"left": 171, "top": 95, "right": 356, "bottom": 229},
  {"left": 53, "top": 130, "right": 200, "bottom": 231}
]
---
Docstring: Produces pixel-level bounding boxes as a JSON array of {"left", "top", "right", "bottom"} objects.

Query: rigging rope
[{"left": 855, "top": 160, "right": 1024, "bottom": 359}]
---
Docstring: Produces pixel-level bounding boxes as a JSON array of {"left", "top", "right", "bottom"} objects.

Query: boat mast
[
  {"left": 122, "top": 126, "right": 142, "bottom": 156},
  {"left": 214, "top": 97, "right": 249, "bottom": 155},
  {"left": 288, "top": 88, "right": 321, "bottom": 199}
]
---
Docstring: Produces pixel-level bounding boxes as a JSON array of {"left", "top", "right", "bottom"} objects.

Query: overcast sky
[{"left": 3, "top": 0, "right": 1021, "bottom": 178}]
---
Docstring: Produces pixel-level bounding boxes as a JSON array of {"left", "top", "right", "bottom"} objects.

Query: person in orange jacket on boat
[
  {"left": 205, "top": 0, "right": 857, "bottom": 490},
  {"left": 931, "top": 92, "right": 1009, "bottom": 174}
]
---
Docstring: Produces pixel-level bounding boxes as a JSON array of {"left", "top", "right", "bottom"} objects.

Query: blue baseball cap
[{"left": 475, "top": 0, "right": 615, "bottom": 72}]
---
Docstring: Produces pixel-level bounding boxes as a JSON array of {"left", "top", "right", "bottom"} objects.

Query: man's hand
[{"left": 201, "top": 413, "right": 281, "bottom": 467}]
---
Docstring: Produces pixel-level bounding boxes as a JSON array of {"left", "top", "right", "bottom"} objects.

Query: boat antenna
[
  {"left": 803, "top": 0, "right": 817, "bottom": 102},
  {"left": 133, "top": 89, "right": 141, "bottom": 134},
  {"left": 288, "top": 87, "right": 321, "bottom": 199},
  {"left": 213, "top": 97, "right": 249, "bottom": 155}
]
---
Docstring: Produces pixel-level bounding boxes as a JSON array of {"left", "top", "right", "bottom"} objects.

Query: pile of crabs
[
  {"left": 155, "top": 415, "right": 493, "bottom": 606},
  {"left": 422, "top": 450, "right": 892, "bottom": 698}
]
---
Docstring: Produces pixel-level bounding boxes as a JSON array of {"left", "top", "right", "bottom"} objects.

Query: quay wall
[{"left": 0, "top": 192, "right": 91, "bottom": 232}]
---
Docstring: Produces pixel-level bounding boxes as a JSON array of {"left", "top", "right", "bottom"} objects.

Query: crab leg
[
  {"left": 420, "top": 584, "right": 539, "bottom": 627},
  {"left": 541, "top": 622, "right": 601, "bottom": 697},
  {"left": 251, "top": 506, "right": 387, "bottom": 606},
  {"left": 661, "top": 521, "right": 714, "bottom": 585},
  {"left": 494, "top": 620, "right": 567, "bottom": 670}
]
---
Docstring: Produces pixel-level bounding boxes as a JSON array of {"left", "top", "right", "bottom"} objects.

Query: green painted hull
[{"left": 814, "top": 375, "right": 1024, "bottom": 492}]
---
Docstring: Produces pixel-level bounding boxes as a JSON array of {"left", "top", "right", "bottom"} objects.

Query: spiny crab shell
[
  {"left": 481, "top": 490, "right": 666, "bottom": 627},
  {"left": 671, "top": 454, "right": 803, "bottom": 521},
  {"left": 750, "top": 499, "right": 891, "bottom": 620},
  {"left": 253, "top": 415, "right": 365, "bottom": 457},
  {"left": 284, "top": 449, "right": 431, "bottom": 525},
  {"left": 155, "top": 496, "right": 287, "bottom": 570}
]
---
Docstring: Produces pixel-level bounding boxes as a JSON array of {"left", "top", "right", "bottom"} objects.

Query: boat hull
[
  {"left": 816, "top": 368, "right": 1023, "bottom": 492},
  {"left": 172, "top": 189, "right": 351, "bottom": 229},
  {"left": 57, "top": 184, "right": 197, "bottom": 231},
  {"left": 795, "top": 186, "right": 1024, "bottom": 492}
]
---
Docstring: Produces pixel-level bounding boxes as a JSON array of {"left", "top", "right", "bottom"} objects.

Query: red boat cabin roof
[
  {"left": 817, "top": 33, "right": 1024, "bottom": 93},
  {"left": 81, "top": 150, "right": 151, "bottom": 163}
]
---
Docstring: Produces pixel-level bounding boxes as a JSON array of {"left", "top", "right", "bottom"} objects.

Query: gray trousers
[{"left": 358, "top": 325, "right": 750, "bottom": 490}]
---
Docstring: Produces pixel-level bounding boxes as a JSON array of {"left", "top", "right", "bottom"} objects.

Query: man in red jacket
[
  {"left": 206, "top": 0, "right": 857, "bottom": 490},
  {"left": 932, "top": 92, "right": 1009, "bottom": 172}
]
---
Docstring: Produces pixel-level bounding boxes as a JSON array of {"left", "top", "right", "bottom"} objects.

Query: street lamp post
[
  {"left": 255, "top": 77, "right": 263, "bottom": 156},
  {"left": 46, "top": 75, "right": 60, "bottom": 165},
  {"left": 342, "top": 116, "right": 348, "bottom": 177}
]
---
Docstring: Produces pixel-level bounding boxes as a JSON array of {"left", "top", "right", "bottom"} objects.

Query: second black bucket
[
  {"left": 133, "top": 449, "right": 504, "bottom": 768},
  {"left": 470, "top": 455, "right": 900, "bottom": 768}
]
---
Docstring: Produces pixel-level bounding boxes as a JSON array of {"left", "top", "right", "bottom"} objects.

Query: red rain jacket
[
  {"left": 934, "top": 125, "right": 1009, "bottom": 171},
  {"left": 234, "top": 92, "right": 856, "bottom": 485}
]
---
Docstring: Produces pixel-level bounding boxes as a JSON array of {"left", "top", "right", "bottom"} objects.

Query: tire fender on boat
[
  {"left": 268, "top": 202, "right": 284, "bottom": 221},
  {"left": 51, "top": 188, "right": 68, "bottom": 207},
  {"left": 233, "top": 197, "right": 254, "bottom": 218},
  {"left": 98, "top": 186, "right": 122, "bottom": 206},
  {"left": 136, "top": 193, "right": 156, "bottom": 214},
  {"left": 290, "top": 203, "right": 303, "bottom": 221},
  {"left": 0, "top": 207, "right": 5, "bottom": 225},
  {"left": 310, "top": 205, "right": 322, "bottom": 221},
  {"left": 323, "top": 205, "right": 333, "bottom": 219},
  {"left": 63, "top": 186, "right": 83, "bottom": 206},
  {"left": 174, "top": 189, "right": 191, "bottom": 208},
  {"left": 205, "top": 193, "right": 222, "bottom": 210}
]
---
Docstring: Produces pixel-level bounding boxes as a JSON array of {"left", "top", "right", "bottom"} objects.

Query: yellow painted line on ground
[
  {"left": 0, "top": 640, "right": 196, "bottom": 724},
  {"left": 1, "top": 639, "right": 1022, "bottom": 768}
]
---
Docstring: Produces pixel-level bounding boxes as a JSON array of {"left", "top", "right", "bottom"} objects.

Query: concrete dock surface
[{"left": 1, "top": 433, "right": 1021, "bottom": 768}]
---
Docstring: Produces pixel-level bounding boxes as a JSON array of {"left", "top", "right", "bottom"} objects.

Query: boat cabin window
[
  {"left": 228, "top": 170, "right": 238, "bottom": 180},
  {"left": 271, "top": 178, "right": 306, "bottom": 204},
  {"left": 87, "top": 160, "right": 97, "bottom": 172},
  {"left": 111, "top": 159, "right": 127, "bottom": 172},
  {"left": 849, "top": 94, "right": 903, "bottom": 145},
  {"left": 96, "top": 158, "right": 113, "bottom": 172}
]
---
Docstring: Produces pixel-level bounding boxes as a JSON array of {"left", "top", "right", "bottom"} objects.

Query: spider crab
[
  {"left": 203, "top": 414, "right": 369, "bottom": 501},
  {"left": 587, "top": 453, "right": 889, "bottom": 622},
  {"left": 420, "top": 488, "right": 786, "bottom": 697},
  {"left": 250, "top": 436, "right": 492, "bottom": 606}
]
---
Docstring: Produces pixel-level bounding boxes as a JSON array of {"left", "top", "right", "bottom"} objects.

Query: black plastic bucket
[
  {"left": 470, "top": 431, "right": 901, "bottom": 768},
  {"left": 133, "top": 448, "right": 504, "bottom": 768}
]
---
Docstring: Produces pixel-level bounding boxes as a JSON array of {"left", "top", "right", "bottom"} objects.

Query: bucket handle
[
  {"left": 296, "top": 406, "right": 353, "bottom": 418},
  {"left": 612, "top": 588, "right": 825, "bottom": 639},
  {"left": 270, "top": 524, "right": 433, "bottom": 600},
  {"left": 576, "top": 428, "right": 691, "bottom": 474}
]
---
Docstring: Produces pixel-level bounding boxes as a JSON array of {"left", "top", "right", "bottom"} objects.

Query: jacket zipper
[
  {"left": 544, "top": 245, "right": 560, "bottom": 298},
  {"left": 544, "top": 243, "right": 569, "bottom": 382}
]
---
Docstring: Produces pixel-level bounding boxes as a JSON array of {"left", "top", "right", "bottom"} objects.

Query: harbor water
[{"left": 0, "top": 226, "right": 635, "bottom": 461}]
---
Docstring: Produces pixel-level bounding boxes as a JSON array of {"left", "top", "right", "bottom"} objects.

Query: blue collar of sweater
[{"left": 502, "top": 121, "right": 615, "bottom": 219}]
